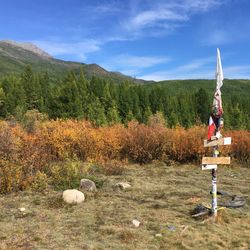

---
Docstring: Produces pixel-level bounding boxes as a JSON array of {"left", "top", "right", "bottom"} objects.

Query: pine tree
[
  {"left": 58, "top": 72, "right": 83, "bottom": 118},
  {"left": 87, "top": 97, "right": 107, "bottom": 126},
  {"left": 1, "top": 76, "right": 26, "bottom": 116},
  {"left": 230, "top": 104, "right": 245, "bottom": 130},
  {"left": 21, "top": 65, "right": 41, "bottom": 110},
  {"left": 0, "top": 87, "right": 6, "bottom": 117},
  {"left": 195, "top": 88, "right": 210, "bottom": 124},
  {"left": 39, "top": 71, "right": 51, "bottom": 113},
  {"left": 106, "top": 100, "right": 121, "bottom": 124}
]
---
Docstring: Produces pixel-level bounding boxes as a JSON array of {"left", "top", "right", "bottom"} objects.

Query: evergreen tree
[
  {"left": 87, "top": 97, "right": 107, "bottom": 126},
  {"left": 106, "top": 100, "right": 121, "bottom": 124},
  {"left": 229, "top": 104, "right": 245, "bottom": 130},
  {"left": 124, "top": 110, "right": 134, "bottom": 125},
  {"left": 0, "top": 87, "right": 6, "bottom": 117},
  {"left": 58, "top": 72, "right": 83, "bottom": 118},
  {"left": 1, "top": 76, "right": 26, "bottom": 116},
  {"left": 21, "top": 65, "right": 41, "bottom": 109},
  {"left": 38, "top": 71, "right": 51, "bottom": 113},
  {"left": 195, "top": 88, "right": 210, "bottom": 124}
]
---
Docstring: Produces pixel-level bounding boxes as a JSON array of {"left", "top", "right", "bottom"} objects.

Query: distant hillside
[
  {"left": 150, "top": 79, "right": 250, "bottom": 98},
  {"left": 0, "top": 40, "right": 250, "bottom": 95},
  {"left": 0, "top": 40, "right": 146, "bottom": 83}
]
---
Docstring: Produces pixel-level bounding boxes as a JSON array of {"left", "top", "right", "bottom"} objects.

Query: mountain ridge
[
  {"left": 0, "top": 40, "right": 147, "bottom": 83},
  {"left": 1, "top": 40, "right": 53, "bottom": 59}
]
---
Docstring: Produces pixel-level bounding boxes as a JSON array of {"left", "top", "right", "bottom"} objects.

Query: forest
[{"left": 0, "top": 65, "right": 249, "bottom": 130}]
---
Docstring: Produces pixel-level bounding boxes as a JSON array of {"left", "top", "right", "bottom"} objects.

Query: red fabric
[{"left": 207, "top": 116, "right": 216, "bottom": 140}]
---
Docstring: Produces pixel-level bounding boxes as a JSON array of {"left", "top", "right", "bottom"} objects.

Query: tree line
[{"left": 0, "top": 65, "right": 249, "bottom": 130}]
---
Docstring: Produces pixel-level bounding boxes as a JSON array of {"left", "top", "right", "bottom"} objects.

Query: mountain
[
  {"left": 0, "top": 40, "right": 250, "bottom": 95},
  {"left": 0, "top": 40, "right": 146, "bottom": 83}
]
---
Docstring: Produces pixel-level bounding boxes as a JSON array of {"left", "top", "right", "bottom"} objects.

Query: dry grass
[{"left": 0, "top": 163, "right": 249, "bottom": 250}]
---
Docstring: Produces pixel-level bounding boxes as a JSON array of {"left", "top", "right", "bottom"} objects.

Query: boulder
[
  {"left": 63, "top": 189, "right": 85, "bottom": 204},
  {"left": 79, "top": 179, "right": 97, "bottom": 192},
  {"left": 114, "top": 182, "right": 131, "bottom": 190}
]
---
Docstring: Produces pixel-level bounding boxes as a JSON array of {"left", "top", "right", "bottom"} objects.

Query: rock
[
  {"left": 79, "top": 179, "right": 97, "bottom": 192},
  {"left": 167, "top": 225, "right": 176, "bottom": 231},
  {"left": 115, "top": 182, "right": 131, "bottom": 190},
  {"left": 18, "top": 207, "right": 26, "bottom": 212},
  {"left": 155, "top": 233, "right": 162, "bottom": 238},
  {"left": 63, "top": 189, "right": 85, "bottom": 204},
  {"left": 132, "top": 219, "right": 141, "bottom": 227}
]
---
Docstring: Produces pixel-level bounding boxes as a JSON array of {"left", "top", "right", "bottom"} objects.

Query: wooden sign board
[
  {"left": 202, "top": 164, "right": 217, "bottom": 170},
  {"left": 204, "top": 137, "right": 231, "bottom": 147},
  {"left": 202, "top": 157, "right": 231, "bottom": 165}
]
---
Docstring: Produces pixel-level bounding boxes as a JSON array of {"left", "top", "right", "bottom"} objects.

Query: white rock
[
  {"left": 132, "top": 219, "right": 141, "bottom": 227},
  {"left": 79, "top": 179, "right": 97, "bottom": 192},
  {"left": 63, "top": 189, "right": 85, "bottom": 204},
  {"left": 18, "top": 207, "right": 26, "bottom": 212},
  {"left": 115, "top": 182, "right": 131, "bottom": 190},
  {"left": 155, "top": 233, "right": 162, "bottom": 238}
]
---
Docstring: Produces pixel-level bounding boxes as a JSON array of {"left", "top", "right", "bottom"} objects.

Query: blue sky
[{"left": 1, "top": 0, "right": 250, "bottom": 80}]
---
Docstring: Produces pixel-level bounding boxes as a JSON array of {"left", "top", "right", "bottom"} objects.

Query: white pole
[{"left": 211, "top": 146, "right": 218, "bottom": 219}]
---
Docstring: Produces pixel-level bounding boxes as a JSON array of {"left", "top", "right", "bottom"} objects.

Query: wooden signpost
[
  {"left": 204, "top": 137, "right": 231, "bottom": 147},
  {"left": 201, "top": 48, "right": 232, "bottom": 221},
  {"left": 202, "top": 156, "right": 231, "bottom": 165},
  {"left": 201, "top": 137, "right": 231, "bottom": 220}
]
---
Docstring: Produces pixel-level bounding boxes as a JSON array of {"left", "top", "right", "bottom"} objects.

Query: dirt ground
[{"left": 0, "top": 163, "right": 249, "bottom": 250}]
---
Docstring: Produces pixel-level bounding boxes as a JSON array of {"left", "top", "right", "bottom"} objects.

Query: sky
[{"left": 1, "top": 0, "right": 250, "bottom": 80}]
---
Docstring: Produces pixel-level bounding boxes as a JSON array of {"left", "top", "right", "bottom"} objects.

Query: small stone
[
  {"left": 63, "top": 189, "right": 85, "bottom": 204},
  {"left": 18, "top": 207, "right": 26, "bottom": 212},
  {"left": 155, "top": 233, "right": 162, "bottom": 238},
  {"left": 167, "top": 225, "right": 176, "bottom": 231},
  {"left": 79, "top": 179, "right": 97, "bottom": 192},
  {"left": 115, "top": 182, "right": 131, "bottom": 190},
  {"left": 132, "top": 219, "right": 141, "bottom": 227}
]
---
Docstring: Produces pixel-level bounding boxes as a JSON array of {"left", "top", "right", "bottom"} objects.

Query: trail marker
[
  {"left": 204, "top": 137, "right": 231, "bottom": 147},
  {"left": 202, "top": 164, "right": 217, "bottom": 170},
  {"left": 201, "top": 48, "right": 232, "bottom": 221},
  {"left": 202, "top": 157, "right": 231, "bottom": 165}
]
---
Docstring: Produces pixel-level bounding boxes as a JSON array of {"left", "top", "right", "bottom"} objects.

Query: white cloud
[
  {"left": 125, "top": 9, "right": 188, "bottom": 31},
  {"left": 118, "top": 69, "right": 141, "bottom": 76},
  {"left": 181, "top": 0, "right": 223, "bottom": 11},
  {"left": 83, "top": 1, "right": 123, "bottom": 15},
  {"left": 138, "top": 57, "right": 215, "bottom": 80},
  {"left": 203, "top": 30, "right": 231, "bottom": 45},
  {"left": 101, "top": 54, "right": 171, "bottom": 77},
  {"left": 139, "top": 69, "right": 214, "bottom": 81},
  {"left": 139, "top": 58, "right": 250, "bottom": 81},
  {"left": 224, "top": 65, "right": 250, "bottom": 79},
  {"left": 113, "top": 54, "right": 171, "bottom": 68},
  {"left": 176, "top": 57, "right": 214, "bottom": 71},
  {"left": 32, "top": 40, "right": 101, "bottom": 61},
  {"left": 122, "top": 0, "right": 224, "bottom": 37}
]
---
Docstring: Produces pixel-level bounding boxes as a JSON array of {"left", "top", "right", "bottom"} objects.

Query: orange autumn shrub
[
  {"left": 0, "top": 159, "right": 33, "bottom": 193},
  {"left": 85, "top": 124, "right": 125, "bottom": 162},
  {"left": 0, "top": 118, "right": 249, "bottom": 193},
  {"left": 123, "top": 121, "right": 167, "bottom": 164},
  {"left": 165, "top": 126, "right": 207, "bottom": 162},
  {"left": 227, "top": 130, "right": 250, "bottom": 163},
  {"left": 37, "top": 119, "right": 86, "bottom": 161},
  {"left": 0, "top": 122, "right": 38, "bottom": 193},
  {"left": 36, "top": 120, "right": 125, "bottom": 163},
  {"left": 0, "top": 121, "right": 21, "bottom": 161}
]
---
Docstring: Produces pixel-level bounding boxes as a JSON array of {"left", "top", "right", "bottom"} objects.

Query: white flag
[
  {"left": 212, "top": 48, "right": 224, "bottom": 116},
  {"left": 208, "top": 49, "right": 224, "bottom": 139},
  {"left": 216, "top": 48, "right": 224, "bottom": 90}
]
